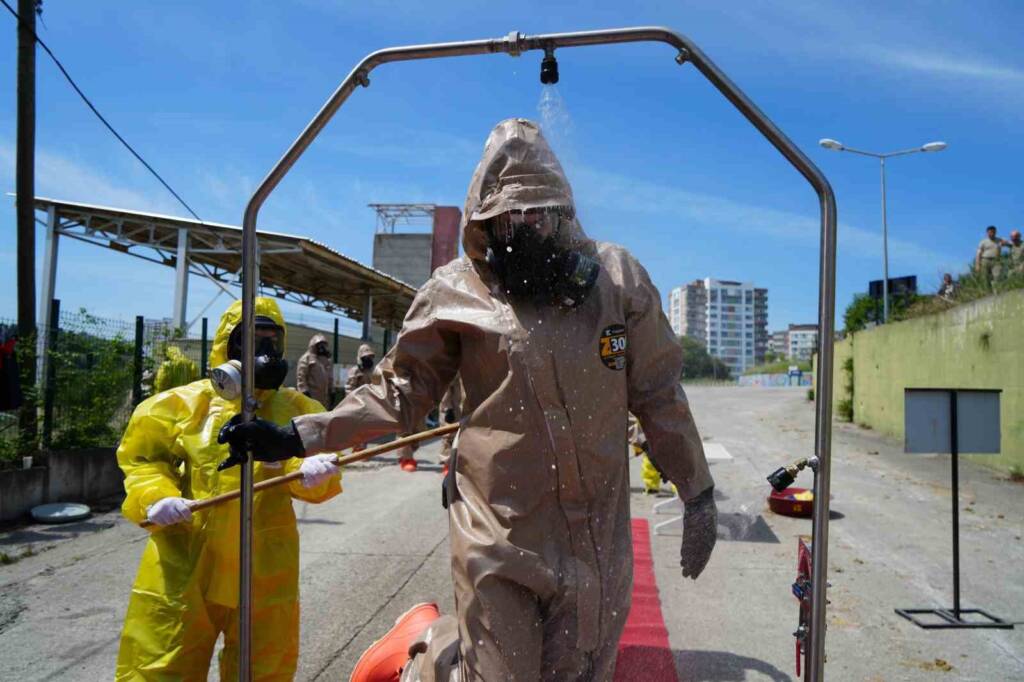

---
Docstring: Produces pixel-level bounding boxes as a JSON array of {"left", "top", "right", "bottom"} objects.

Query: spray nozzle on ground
[{"left": 540, "top": 47, "right": 558, "bottom": 84}]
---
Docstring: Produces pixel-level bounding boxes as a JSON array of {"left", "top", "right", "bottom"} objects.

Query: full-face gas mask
[
  {"left": 360, "top": 355, "right": 375, "bottom": 371},
  {"left": 484, "top": 207, "right": 600, "bottom": 308},
  {"left": 210, "top": 316, "right": 289, "bottom": 400},
  {"left": 314, "top": 341, "right": 330, "bottom": 357}
]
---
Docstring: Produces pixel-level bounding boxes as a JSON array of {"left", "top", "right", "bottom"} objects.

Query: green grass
[
  {"left": 743, "top": 359, "right": 812, "bottom": 376},
  {"left": 899, "top": 263, "right": 1024, "bottom": 322}
]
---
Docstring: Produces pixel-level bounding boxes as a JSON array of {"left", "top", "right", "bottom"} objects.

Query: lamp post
[{"left": 819, "top": 138, "right": 946, "bottom": 323}]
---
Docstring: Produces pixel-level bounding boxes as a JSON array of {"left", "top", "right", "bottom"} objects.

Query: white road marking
[{"left": 702, "top": 442, "right": 733, "bottom": 461}]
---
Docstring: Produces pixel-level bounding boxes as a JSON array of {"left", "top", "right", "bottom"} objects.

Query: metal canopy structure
[
  {"left": 30, "top": 196, "right": 417, "bottom": 332},
  {"left": 368, "top": 203, "right": 436, "bottom": 233}
]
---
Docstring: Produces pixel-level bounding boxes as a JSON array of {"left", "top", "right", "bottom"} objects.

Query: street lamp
[{"left": 818, "top": 138, "right": 947, "bottom": 323}]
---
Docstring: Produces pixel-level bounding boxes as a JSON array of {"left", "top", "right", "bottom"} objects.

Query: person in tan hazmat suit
[
  {"left": 220, "top": 119, "right": 717, "bottom": 681},
  {"left": 346, "top": 343, "right": 377, "bottom": 393},
  {"left": 296, "top": 333, "right": 333, "bottom": 408},
  {"left": 346, "top": 343, "right": 416, "bottom": 469}
]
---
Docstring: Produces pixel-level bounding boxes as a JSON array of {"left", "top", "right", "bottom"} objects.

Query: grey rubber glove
[{"left": 680, "top": 486, "right": 717, "bottom": 579}]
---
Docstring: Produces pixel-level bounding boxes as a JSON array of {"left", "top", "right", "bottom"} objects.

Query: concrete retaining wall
[
  {"left": 0, "top": 448, "right": 123, "bottom": 522},
  {"left": 826, "top": 289, "right": 1024, "bottom": 472}
]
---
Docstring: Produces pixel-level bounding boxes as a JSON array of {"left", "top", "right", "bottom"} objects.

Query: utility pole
[{"left": 16, "top": 0, "right": 39, "bottom": 445}]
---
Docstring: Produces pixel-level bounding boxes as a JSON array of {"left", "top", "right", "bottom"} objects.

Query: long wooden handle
[{"left": 140, "top": 422, "right": 459, "bottom": 528}]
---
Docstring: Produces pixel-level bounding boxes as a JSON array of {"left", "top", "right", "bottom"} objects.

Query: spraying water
[{"left": 537, "top": 85, "right": 574, "bottom": 164}]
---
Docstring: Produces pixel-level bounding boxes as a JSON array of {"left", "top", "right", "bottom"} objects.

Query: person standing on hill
[{"left": 975, "top": 225, "right": 1007, "bottom": 287}]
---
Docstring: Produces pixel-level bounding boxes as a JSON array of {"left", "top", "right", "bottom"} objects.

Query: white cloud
[
  {"left": 0, "top": 139, "right": 178, "bottom": 214},
  {"left": 864, "top": 47, "right": 1024, "bottom": 84},
  {"left": 571, "top": 166, "right": 956, "bottom": 269}
]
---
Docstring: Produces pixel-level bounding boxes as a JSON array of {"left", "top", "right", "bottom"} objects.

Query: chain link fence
[{"left": 0, "top": 306, "right": 212, "bottom": 465}]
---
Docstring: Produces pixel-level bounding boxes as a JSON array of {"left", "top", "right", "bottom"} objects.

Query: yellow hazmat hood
[{"left": 208, "top": 297, "right": 287, "bottom": 368}]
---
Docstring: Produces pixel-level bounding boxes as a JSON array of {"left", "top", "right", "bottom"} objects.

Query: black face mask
[
  {"left": 360, "top": 356, "right": 374, "bottom": 371},
  {"left": 315, "top": 343, "right": 330, "bottom": 357},
  {"left": 254, "top": 336, "right": 289, "bottom": 390},
  {"left": 227, "top": 324, "right": 289, "bottom": 391},
  {"left": 485, "top": 221, "right": 600, "bottom": 308}
]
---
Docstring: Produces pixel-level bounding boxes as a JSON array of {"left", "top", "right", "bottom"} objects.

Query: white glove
[
  {"left": 146, "top": 496, "right": 193, "bottom": 527},
  {"left": 299, "top": 454, "right": 339, "bottom": 489}
]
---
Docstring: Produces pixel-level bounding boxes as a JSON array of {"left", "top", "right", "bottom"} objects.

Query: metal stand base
[
  {"left": 652, "top": 496, "right": 682, "bottom": 536},
  {"left": 895, "top": 607, "right": 1014, "bottom": 630}
]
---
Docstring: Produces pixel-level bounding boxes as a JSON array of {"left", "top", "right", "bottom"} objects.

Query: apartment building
[
  {"left": 668, "top": 278, "right": 768, "bottom": 375},
  {"left": 787, "top": 324, "right": 819, "bottom": 361},
  {"left": 768, "top": 324, "right": 819, "bottom": 361}
]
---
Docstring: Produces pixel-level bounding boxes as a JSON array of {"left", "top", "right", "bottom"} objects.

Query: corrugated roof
[{"left": 31, "top": 196, "right": 418, "bottom": 327}]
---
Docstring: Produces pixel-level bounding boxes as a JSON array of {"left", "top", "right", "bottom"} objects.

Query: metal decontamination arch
[{"left": 235, "top": 27, "right": 838, "bottom": 681}]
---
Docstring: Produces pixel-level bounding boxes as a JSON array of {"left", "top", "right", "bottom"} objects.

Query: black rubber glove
[
  {"left": 444, "top": 408, "right": 457, "bottom": 424},
  {"left": 680, "top": 486, "right": 718, "bottom": 579},
  {"left": 216, "top": 415, "right": 305, "bottom": 471}
]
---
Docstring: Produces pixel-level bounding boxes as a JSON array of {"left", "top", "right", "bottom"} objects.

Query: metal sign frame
[
  {"left": 236, "top": 27, "right": 838, "bottom": 680},
  {"left": 896, "top": 388, "right": 1012, "bottom": 630}
]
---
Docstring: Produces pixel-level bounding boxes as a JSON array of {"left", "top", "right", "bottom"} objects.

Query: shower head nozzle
[{"left": 540, "top": 47, "right": 559, "bottom": 85}]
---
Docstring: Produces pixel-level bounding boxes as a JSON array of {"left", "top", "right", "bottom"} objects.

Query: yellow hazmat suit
[
  {"left": 115, "top": 298, "right": 341, "bottom": 681},
  {"left": 629, "top": 413, "right": 663, "bottom": 493},
  {"left": 153, "top": 344, "right": 199, "bottom": 393}
]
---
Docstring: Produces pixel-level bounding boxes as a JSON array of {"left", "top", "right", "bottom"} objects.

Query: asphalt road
[{"left": 0, "top": 386, "right": 1021, "bottom": 681}]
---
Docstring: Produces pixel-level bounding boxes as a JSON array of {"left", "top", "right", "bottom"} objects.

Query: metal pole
[
  {"left": 332, "top": 317, "right": 340, "bottom": 406},
  {"left": 808, "top": 175, "right": 838, "bottom": 682},
  {"left": 37, "top": 204, "right": 58, "bottom": 403},
  {"left": 880, "top": 157, "right": 889, "bottom": 323},
  {"left": 238, "top": 27, "right": 838, "bottom": 679},
  {"left": 361, "top": 293, "right": 373, "bottom": 342},
  {"left": 41, "top": 298, "right": 58, "bottom": 448},
  {"left": 132, "top": 316, "right": 144, "bottom": 406},
  {"left": 332, "top": 318, "right": 340, "bottom": 365},
  {"left": 949, "top": 391, "right": 961, "bottom": 620},
  {"left": 172, "top": 228, "right": 190, "bottom": 332},
  {"left": 238, "top": 219, "right": 257, "bottom": 682},
  {"left": 16, "top": 0, "right": 37, "bottom": 446},
  {"left": 200, "top": 317, "right": 209, "bottom": 378}
]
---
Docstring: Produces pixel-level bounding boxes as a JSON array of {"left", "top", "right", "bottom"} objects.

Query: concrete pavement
[{"left": 0, "top": 386, "right": 1021, "bottom": 680}]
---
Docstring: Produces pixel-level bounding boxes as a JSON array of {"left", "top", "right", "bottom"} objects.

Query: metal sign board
[{"left": 905, "top": 389, "right": 1001, "bottom": 455}]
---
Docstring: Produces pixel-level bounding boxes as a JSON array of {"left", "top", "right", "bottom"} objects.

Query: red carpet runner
[{"left": 613, "top": 518, "right": 678, "bottom": 681}]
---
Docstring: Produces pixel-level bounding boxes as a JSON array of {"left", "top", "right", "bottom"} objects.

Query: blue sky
[{"left": 1, "top": 1, "right": 1021, "bottom": 336}]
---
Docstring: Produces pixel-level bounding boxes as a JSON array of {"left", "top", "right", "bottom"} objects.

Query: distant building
[
  {"left": 768, "top": 329, "right": 788, "bottom": 356},
  {"left": 786, "top": 324, "right": 819, "bottom": 361},
  {"left": 767, "top": 324, "right": 819, "bottom": 361},
  {"left": 668, "top": 278, "right": 768, "bottom": 376},
  {"left": 370, "top": 204, "right": 461, "bottom": 289}
]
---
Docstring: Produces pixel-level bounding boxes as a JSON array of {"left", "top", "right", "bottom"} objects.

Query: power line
[
  {"left": 1, "top": 0, "right": 239, "bottom": 311},
  {"left": 2, "top": 0, "right": 205, "bottom": 222}
]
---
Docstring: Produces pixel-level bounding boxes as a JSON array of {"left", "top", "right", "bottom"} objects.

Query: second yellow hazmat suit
[
  {"left": 628, "top": 413, "right": 663, "bottom": 493},
  {"left": 153, "top": 344, "right": 199, "bottom": 393},
  {"left": 115, "top": 298, "right": 341, "bottom": 681}
]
